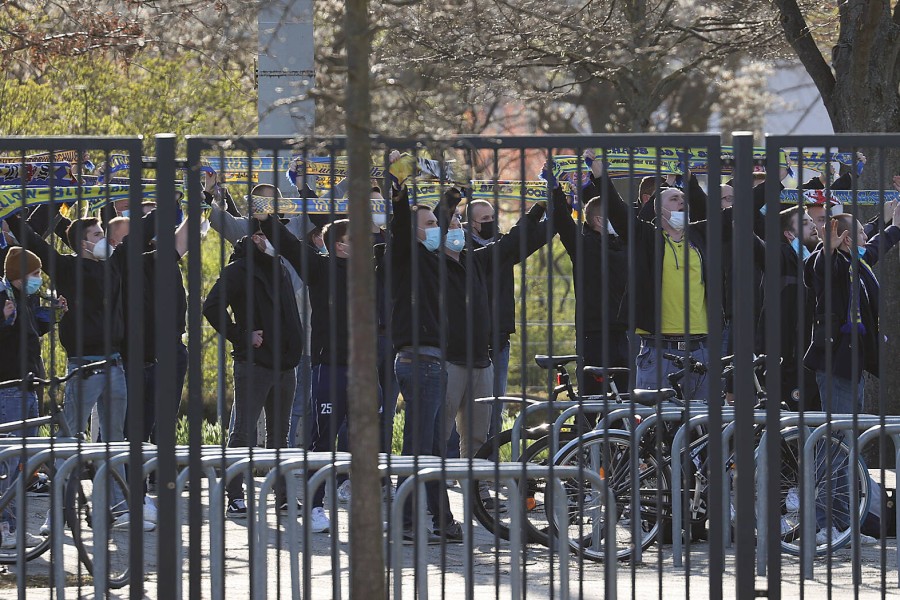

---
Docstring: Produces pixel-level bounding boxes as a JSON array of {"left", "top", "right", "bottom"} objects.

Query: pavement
[{"left": 0, "top": 471, "right": 897, "bottom": 599}]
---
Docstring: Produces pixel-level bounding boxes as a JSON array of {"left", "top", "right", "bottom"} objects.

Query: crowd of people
[{"left": 1, "top": 147, "right": 899, "bottom": 547}]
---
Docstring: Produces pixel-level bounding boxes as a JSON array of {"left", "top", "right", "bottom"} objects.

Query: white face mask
[
  {"left": 200, "top": 218, "right": 211, "bottom": 238},
  {"left": 607, "top": 221, "right": 617, "bottom": 236},
  {"left": 263, "top": 239, "right": 276, "bottom": 257},
  {"left": 666, "top": 211, "right": 686, "bottom": 231},
  {"left": 90, "top": 237, "right": 110, "bottom": 260},
  {"left": 372, "top": 213, "right": 387, "bottom": 229}
]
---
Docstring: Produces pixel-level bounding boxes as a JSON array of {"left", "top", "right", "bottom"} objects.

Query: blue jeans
[
  {"left": 635, "top": 339, "right": 710, "bottom": 402},
  {"left": 62, "top": 358, "right": 128, "bottom": 507},
  {"left": 814, "top": 371, "right": 867, "bottom": 530},
  {"left": 395, "top": 353, "right": 453, "bottom": 529},
  {"left": 0, "top": 388, "right": 38, "bottom": 529},
  {"left": 289, "top": 355, "right": 313, "bottom": 448}
]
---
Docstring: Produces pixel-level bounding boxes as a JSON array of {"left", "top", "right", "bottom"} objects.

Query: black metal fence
[{"left": 0, "top": 133, "right": 897, "bottom": 599}]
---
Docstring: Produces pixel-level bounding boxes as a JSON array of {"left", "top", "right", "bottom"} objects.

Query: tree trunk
[{"left": 344, "top": 0, "right": 385, "bottom": 595}]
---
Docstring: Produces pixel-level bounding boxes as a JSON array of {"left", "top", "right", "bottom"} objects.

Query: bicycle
[
  {"left": 547, "top": 352, "right": 871, "bottom": 561},
  {"left": 0, "top": 360, "right": 136, "bottom": 588},
  {"left": 470, "top": 354, "right": 630, "bottom": 545}
]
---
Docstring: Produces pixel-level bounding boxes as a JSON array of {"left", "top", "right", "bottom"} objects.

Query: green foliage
[
  {"left": 175, "top": 414, "right": 226, "bottom": 446},
  {"left": 0, "top": 53, "right": 255, "bottom": 153}
]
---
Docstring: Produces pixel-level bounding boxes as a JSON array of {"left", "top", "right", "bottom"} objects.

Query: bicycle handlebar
[{"left": 0, "top": 360, "right": 114, "bottom": 392}]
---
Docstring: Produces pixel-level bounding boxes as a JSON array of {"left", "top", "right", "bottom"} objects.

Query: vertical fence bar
[
  {"left": 732, "top": 132, "right": 757, "bottom": 599},
  {"left": 185, "top": 136, "right": 206, "bottom": 600},
  {"left": 155, "top": 133, "right": 179, "bottom": 599}
]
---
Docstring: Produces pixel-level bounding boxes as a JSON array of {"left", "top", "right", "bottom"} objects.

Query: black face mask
[{"left": 476, "top": 220, "right": 496, "bottom": 240}]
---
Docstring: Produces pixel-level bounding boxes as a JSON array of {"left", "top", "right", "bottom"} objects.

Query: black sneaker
[
  {"left": 26, "top": 473, "right": 50, "bottom": 496},
  {"left": 435, "top": 520, "right": 464, "bottom": 543},
  {"left": 278, "top": 499, "right": 303, "bottom": 515},
  {"left": 226, "top": 498, "right": 248, "bottom": 519},
  {"left": 402, "top": 527, "right": 442, "bottom": 545}
]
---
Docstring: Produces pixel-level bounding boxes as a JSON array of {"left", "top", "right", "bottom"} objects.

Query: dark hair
[
  {"left": 639, "top": 176, "right": 659, "bottom": 199},
  {"left": 779, "top": 206, "right": 805, "bottom": 234},
  {"left": 66, "top": 217, "right": 100, "bottom": 250},
  {"left": 322, "top": 219, "right": 350, "bottom": 253},
  {"left": 834, "top": 213, "right": 857, "bottom": 237}
]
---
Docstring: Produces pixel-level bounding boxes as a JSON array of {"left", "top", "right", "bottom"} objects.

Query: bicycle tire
[
  {"left": 752, "top": 428, "right": 871, "bottom": 556},
  {"left": 549, "top": 429, "right": 669, "bottom": 562},
  {"left": 469, "top": 426, "right": 579, "bottom": 544},
  {"left": 0, "top": 460, "right": 53, "bottom": 564},
  {"left": 64, "top": 463, "right": 134, "bottom": 589}
]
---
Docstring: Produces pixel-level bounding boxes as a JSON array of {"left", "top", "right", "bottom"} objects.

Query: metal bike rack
[
  {"left": 800, "top": 416, "right": 900, "bottom": 581},
  {"left": 856, "top": 424, "right": 900, "bottom": 588}
]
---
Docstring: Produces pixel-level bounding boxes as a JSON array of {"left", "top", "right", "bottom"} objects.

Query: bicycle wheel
[
  {"left": 64, "top": 463, "right": 134, "bottom": 589},
  {"left": 0, "top": 461, "right": 53, "bottom": 564},
  {"left": 470, "top": 426, "right": 583, "bottom": 544},
  {"left": 765, "top": 429, "right": 870, "bottom": 555},
  {"left": 550, "top": 430, "right": 669, "bottom": 562}
]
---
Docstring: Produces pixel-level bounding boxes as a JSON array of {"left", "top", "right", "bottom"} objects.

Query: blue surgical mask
[
  {"left": 857, "top": 246, "right": 866, "bottom": 259},
  {"left": 317, "top": 246, "right": 328, "bottom": 256},
  {"left": 444, "top": 228, "right": 465, "bottom": 251},
  {"left": 25, "top": 276, "right": 42, "bottom": 295},
  {"left": 421, "top": 227, "right": 440, "bottom": 252},
  {"left": 790, "top": 238, "right": 811, "bottom": 260},
  {"left": 120, "top": 210, "right": 130, "bottom": 218}
]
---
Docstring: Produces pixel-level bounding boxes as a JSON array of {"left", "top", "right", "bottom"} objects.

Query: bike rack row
[
  {"left": 0, "top": 440, "right": 615, "bottom": 600},
  {"left": 505, "top": 398, "right": 900, "bottom": 582}
]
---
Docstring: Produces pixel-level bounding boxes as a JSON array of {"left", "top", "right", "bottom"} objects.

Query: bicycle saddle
[
  {"left": 583, "top": 366, "right": 630, "bottom": 379},
  {"left": 631, "top": 388, "right": 678, "bottom": 406},
  {"left": 534, "top": 354, "right": 579, "bottom": 369}
]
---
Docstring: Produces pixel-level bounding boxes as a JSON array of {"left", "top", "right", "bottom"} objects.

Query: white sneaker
[
  {"left": 857, "top": 533, "right": 878, "bottom": 546},
  {"left": 308, "top": 507, "right": 330, "bottom": 533},
  {"left": 40, "top": 510, "right": 51, "bottom": 536},
  {"left": 815, "top": 526, "right": 841, "bottom": 546},
  {"left": 785, "top": 488, "right": 800, "bottom": 513},
  {"left": 143, "top": 497, "right": 158, "bottom": 524},
  {"left": 780, "top": 517, "right": 794, "bottom": 535},
  {"left": 337, "top": 480, "right": 352, "bottom": 504},
  {"left": 112, "top": 512, "right": 156, "bottom": 532},
  {"left": 0, "top": 521, "right": 43, "bottom": 549}
]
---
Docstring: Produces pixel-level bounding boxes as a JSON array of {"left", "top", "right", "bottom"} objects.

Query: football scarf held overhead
[
  {"left": 0, "top": 185, "right": 157, "bottom": 220},
  {"left": 0, "top": 162, "right": 81, "bottom": 187}
]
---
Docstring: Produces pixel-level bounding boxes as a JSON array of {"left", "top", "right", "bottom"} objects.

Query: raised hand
[{"left": 828, "top": 219, "right": 848, "bottom": 254}]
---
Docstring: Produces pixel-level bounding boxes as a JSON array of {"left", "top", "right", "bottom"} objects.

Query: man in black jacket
[
  {"left": 550, "top": 180, "right": 629, "bottom": 395},
  {"left": 442, "top": 197, "right": 545, "bottom": 461},
  {"left": 257, "top": 214, "right": 376, "bottom": 532},
  {"left": 390, "top": 184, "right": 460, "bottom": 542},
  {"left": 202, "top": 226, "right": 304, "bottom": 518},
  {"left": 756, "top": 206, "right": 820, "bottom": 410}
]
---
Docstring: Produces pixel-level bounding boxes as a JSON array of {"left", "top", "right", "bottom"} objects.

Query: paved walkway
[{"left": 1, "top": 472, "right": 897, "bottom": 599}]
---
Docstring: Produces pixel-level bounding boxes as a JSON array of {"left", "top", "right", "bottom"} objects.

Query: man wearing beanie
[{"left": 0, "top": 247, "right": 60, "bottom": 548}]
